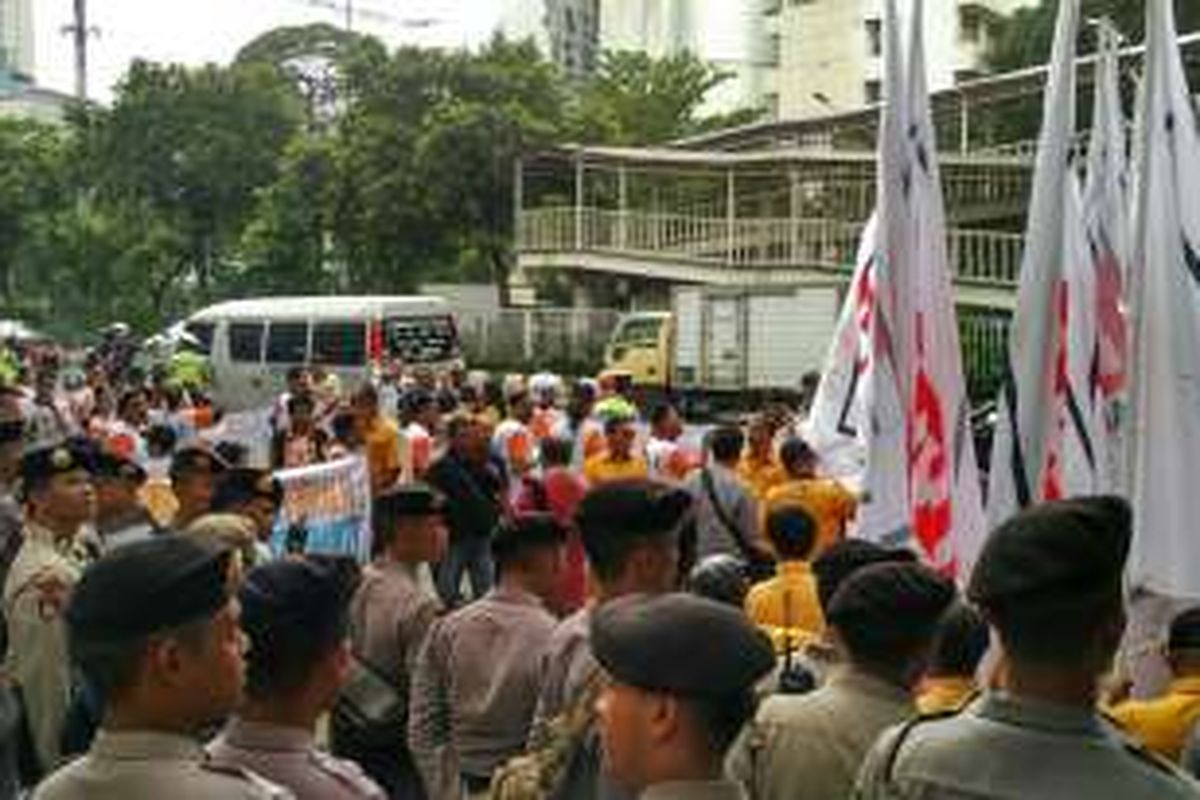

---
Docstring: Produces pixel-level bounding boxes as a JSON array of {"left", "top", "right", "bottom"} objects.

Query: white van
[{"left": 184, "top": 295, "right": 463, "bottom": 411}]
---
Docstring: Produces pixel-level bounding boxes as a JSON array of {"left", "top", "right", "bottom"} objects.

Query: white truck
[{"left": 604, "top": 283, "right": 841, "bottom": 411}]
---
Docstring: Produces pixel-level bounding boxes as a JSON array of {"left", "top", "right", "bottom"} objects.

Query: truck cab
[{"left": 603, "top": 312, "right": 673, "bottom": 388}]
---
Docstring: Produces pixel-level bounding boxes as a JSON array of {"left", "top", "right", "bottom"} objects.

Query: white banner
[
  {"left": 1125, "top": 0, "right": 1200, "bottom": 598},
  {"left": 986, "top": 0, "right": 1080, "bottom": 524},
  {"left": 271, "top": 456, "right": 374, "bottom": 563}
]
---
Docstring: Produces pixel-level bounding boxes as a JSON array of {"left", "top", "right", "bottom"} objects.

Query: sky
[{"left": 35, "top": 0, "right": 507, "bottom": 102}]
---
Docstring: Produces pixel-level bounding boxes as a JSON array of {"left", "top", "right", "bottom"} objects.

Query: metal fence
[{"left": 455, "top": 307, "right": 622, "bottom": 374}]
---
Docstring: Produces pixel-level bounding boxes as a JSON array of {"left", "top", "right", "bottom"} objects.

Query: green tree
[
  {"left": 84, "top": 60, "right": 303, "bottom": 305},
  {"left": 571, "top": 49, "right": 764, "bottom": 145},
  {"left": 0, "top": 119, "right": 71, "bottom": 308}
]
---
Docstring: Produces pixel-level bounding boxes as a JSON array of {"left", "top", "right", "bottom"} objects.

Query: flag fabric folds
[{"left": 1125, "top": 0, "right": 1200, "bottom": 598}]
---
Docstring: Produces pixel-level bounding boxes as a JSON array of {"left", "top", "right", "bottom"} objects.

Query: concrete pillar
[
  {"left": 726, "top": 169, "right": 736, "bottom": 264},
  {"left": 574, "top": 155, "right": 584, "bottom": 251},
  {"left": 617, "top": 163, "right": 629, "bottom": 250}
]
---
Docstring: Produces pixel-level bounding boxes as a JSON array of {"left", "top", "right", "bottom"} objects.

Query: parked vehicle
[
  {"left": 185, "top": 295, "right": 463, "bottom": 411},
  {"left": 604, "top": 284, "right": 840, "bottom": 411}
]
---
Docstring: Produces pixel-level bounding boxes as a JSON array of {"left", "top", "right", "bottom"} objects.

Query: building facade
[
  {"left": 0, "top": 0, "right": 34, "bottom": 81},
  {"left": 599, "top": 0, "right": 772, "bottom": 116},
  {"left": 501, "top": 0, "right": 601, "bottom": 81},
  {"left": 763, "top": 0, "right": 1033, "bottom": 120}
]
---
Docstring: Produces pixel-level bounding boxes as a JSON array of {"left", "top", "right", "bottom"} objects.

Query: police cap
[
  {"left": 21, "top": 439, "right": 94, "bottom": 494},
  {"left": 240, "top": 558, "right": 353, "bottom": 643},
  {"left": 826, "top": 561, "right": 957, "bottom": 644},
  {"left": 591, "top": 593, "right": 775, "bottom": 697},
  {"left": 213, "top": 468, "right": 283, "bottom": 511},
  {"left": 93, "top": 448, "right": 147, "bottom": 485},
  {"left": 968, "top": 495, "right": 1131, "bottom": 612},
  {"left": 67, "top": 535, "right": 235, "bottom": 642},
  {"left": 170, "top": 440, "right": 229, "bottom": 479},
  {"left": 372, "top": 482, "right": 446, "bottom": 519},
  {"left": 576, "top": 480, "right": 692, "bottom": 540}
]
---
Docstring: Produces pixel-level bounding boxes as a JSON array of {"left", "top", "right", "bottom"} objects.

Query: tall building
[
  {"left": 599, "top": 0, "right": 771, "bottom": 116},
  {"left": 501, "top": 0, "right": 601, "bottom": 81},
  {"left": 0, "top": 0, "right": 34, "bottom": 81},
  {"left": 763, "top": 0, "right": 1034, "bottom": 120}
]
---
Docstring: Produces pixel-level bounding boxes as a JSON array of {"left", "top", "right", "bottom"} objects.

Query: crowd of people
[{"left": 0, "top": 342, "right": 1198, "bottom": 799}]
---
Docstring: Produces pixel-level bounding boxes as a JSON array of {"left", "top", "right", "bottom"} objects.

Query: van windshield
[{"left": 387, "top": 316, "right": 458, "bottom": 363}]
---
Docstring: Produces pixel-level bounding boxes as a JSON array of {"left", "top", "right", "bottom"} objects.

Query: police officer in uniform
[
  {"left": 4, "top": 441, "right": 95, "bottom": 777},
  {"left": 210, "top": 559, "right": 384, "bottom": 799},
  {"left": 33, "top": 535, "right": 290, "bottom": 799},
  {"left": 591, "top": 593, "right": 774, "bottom": 800},
  {"left": 854, "top": 496, "right": 1200, "bottom": 799},
  {"left": 332, "top": 483, "right": 447, "bottom": 799}
]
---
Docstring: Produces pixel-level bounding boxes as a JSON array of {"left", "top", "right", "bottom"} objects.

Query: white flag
[
  {"left": 1081, "top": 20, "right": 1131, "bottom": 495},
  {"left": 986, "top": 0, "right": 1080, "bottom": 524},
  {"left": 852, "top": 0, "right": 985, "bottom": 574},
  {"left": 897, "top": 0, "right": 986, "bottom": 573},
  {"left": 803, "top": 213, "right": 877, "bottom": 484},
  {"left": 856, "top": 0, "right": 910, "bottom": 550},
  {"left": 1125, "top": 0, "right": 1200, "bottom": 598}
]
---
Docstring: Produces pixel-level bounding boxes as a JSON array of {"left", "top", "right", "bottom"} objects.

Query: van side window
[
  {"left": 266, "top": 323, "right": 310, "bottom": 364},
  {"left": 229, "top": 322, "right": 265, "bottom": 363},
  {"left": 312, "top": 322, "right": 366, "bottom": 366}
]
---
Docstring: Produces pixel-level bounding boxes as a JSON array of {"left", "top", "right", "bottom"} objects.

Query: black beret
[
  {"left": 93, "top": 449, "right": 147, "bottom": 484},
  {"left": 373, "top": 482, "right": 446, "bottom": 519},
  {"left": 813, "top": 539, "right": 917, "bottom": 612},
  {"left": 1169, "top": 607, "right": 1200, "bottom": 652},
  {"left": 492, "top": 513, "right": 568, "bottom": 562},
  {"left": 591, "top": 593, "right": 774, "bottom": 696},
  {"left": 826, "top": 561, "right": 957, "bottom": 641},
  {"left": 576, "top": 480, "right": 693, "bottom": 539},
  {"left": 214, "top": 468, "right": 283, "bottom": 511},
  {"left": 968, "top": 495, "right": 1131, "bottom": 611},
  {"left": 21, "top": 439, "right": 94, "bottom": 491},
  {"left": 170, "top": 441, "right": 229, "bottom": 478},
  {"left": 240, "top": 559, "right": 352, "bottom": 640},
  {"left": 67, "top": 536, "right": 235, "bottom": 641}
]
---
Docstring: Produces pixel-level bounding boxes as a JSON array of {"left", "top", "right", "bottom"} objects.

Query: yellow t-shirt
[
  {"left": 917, "top": 676, "right": 977, "bottom": 715},
  {"left": 763, "top": 478, "right": 858, "bottom": 558},
  {"left": 364, "top": 415, "right": 404, "bottom": 491},
  {"left": 584, "top": 453, "right": 649, "bottom": 485},
  {"left": 745, "top": 560, "right": 825, "bottom": 653},
  {"left": 737, "top": 455, "right": 786, "bottom": 500},
  {"left": 1110, "top": 677, "right": 1200, "bottom": 761}
]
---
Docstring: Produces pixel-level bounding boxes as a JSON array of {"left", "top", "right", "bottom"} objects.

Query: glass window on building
[
  {"left": 864, "top": 79, "right": 883, "bottom": 105},
  {"left": 865, "top": 19, "right": 883, "bottom": 57}
]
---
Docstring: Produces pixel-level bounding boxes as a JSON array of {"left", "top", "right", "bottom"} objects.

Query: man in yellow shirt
[
  {"left": 584, "top": 415, "right": 648, "bottom": 485},
  {"left": 352, "top": 382, "right": 407, "bottom": 493},
  {"left": 745, "top": 505, "right": 824, "bottom": 653},
  {"left": 1111, "top": 606, "right": 1200, "bottom": 761},
  {"left": 737, "top": 415, "right": 785, "bottom": 500},
  {"left": 763, "top": 437, "right": 857, "bottom": 558},
  {"left": 917, "top": 603, "right": 989, "bottom": 714}
]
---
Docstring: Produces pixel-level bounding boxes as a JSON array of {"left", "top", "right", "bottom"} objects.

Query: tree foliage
[{"left": 0, "top": 30, "right": 761, "bottom": 338}]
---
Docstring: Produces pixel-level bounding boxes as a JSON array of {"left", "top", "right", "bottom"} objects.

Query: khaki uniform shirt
[
  {"left": 853, "top": 692, "right": 1200, "bottom": 800},
  {"left": 727, "top": 667, "right": 914, "bottom": 800},
  {"left": 209, "top": 718, "right": 385, "bottom": 800},
  {"left": 3, "top": 523, "right": 84, "bottom": 771},
  {"left": 32, "top": 730, "right": 292, "bottom": 799},
  {"left": 350, "top": 561, "right": 442, "bottom": 698},
  {"left": 641, "top": 779, "right": 747, "bottom": 800},
  {"left": 409, "top": 585, "right": 557, "bottom": 793},
  {"left": 528, "top": 605, "right": 596, "bottom": 747}
]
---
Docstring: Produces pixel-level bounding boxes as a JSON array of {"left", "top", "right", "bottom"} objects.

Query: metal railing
[{"left": 519, "top": 207, "right": 1024, "bottom": 286}]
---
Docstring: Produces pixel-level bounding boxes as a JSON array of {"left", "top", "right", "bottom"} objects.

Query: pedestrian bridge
[
  {"left": 513, "top": 145, "right": 1027, "bottom": 313},
  {"left": 517, "top": 206, "right": 1022, "bottom": 312}
]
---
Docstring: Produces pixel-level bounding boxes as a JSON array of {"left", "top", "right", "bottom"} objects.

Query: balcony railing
[{"left": 518, "top": 206, "right": 1023, "bottom": 286}]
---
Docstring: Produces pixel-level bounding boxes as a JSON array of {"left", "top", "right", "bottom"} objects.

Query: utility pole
[{"left": 63, "top": 0, "right": 95, "bottom": 101}]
